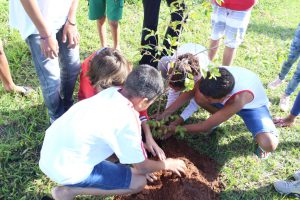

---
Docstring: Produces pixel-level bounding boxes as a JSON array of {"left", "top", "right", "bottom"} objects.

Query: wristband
[
  {"left": 67, "top": 18, "right": 76, "bottom": 26},
  {"left": 40, "top": 32, "right": 52, "bottom": 40}
]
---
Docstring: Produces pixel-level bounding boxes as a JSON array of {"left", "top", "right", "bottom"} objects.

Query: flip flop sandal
[
  {"left": 20, "top": 86, "right": 34, "bottom": 96},
  {"left": 256, "top": 146, "right": 271, "bottom": 159}
]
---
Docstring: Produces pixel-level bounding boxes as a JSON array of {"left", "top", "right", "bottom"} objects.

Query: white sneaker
[
  {"left": 294, "top": 171, "right": 300, "bottom": 181},
  {"left": 274, "top": 180, "right": 300, "bottom": 196},
  {"left": 279, "top": 95, "right": 290, "bottom": 112},
  {"left": 268, "top": 78, "right": 283, "bottom": 90}
]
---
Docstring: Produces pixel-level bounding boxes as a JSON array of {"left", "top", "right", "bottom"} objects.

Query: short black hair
[
  {"left": 124, "top": 65, "right": 164, "bottom": 101},
  {"left": 199, "top": 67, "right": 235, "bottom": 99}
]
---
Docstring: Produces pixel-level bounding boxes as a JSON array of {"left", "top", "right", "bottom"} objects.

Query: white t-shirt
[
  {"left": 221, "top": 66, "right": 269, "bottom": 109},
  {"left": 39, "top": 87, "right": 147, "bottom": 185},
  {"left": 9, "top": 0, "right": 73, "bottom": 39}
]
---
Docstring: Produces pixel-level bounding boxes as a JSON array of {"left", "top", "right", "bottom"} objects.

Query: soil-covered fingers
[
  {"left": 146, "top": 173, "right": 158, "bottom": 182},
  {"left": 166, "top": 158, "right": 187, "bottom": 176}
]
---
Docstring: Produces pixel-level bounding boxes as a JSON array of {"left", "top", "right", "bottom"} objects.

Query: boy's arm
[
  {"left": 133, "top": 158, "right": 186, "bottom": 176},
  {"left": 156, "top": 89, "right": 195, "bottom": 120},
  {"left": 142, "top": 121, "right": 166, "bottom": 160},
  {"left": 184, "top": 92, "right": 253, "bottom": 133},
  {"left": 63, "top": 0, "right": 80, "bottom": 48},
  {"left": 20, "top": 0, "right": 58, "bottom": 58},
  {"left": 171, "top": 98, "right": 199, "bottom": 126}
]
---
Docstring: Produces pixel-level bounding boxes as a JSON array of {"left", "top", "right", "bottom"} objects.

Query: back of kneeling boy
[{"left": 39, "top": 65, "right": 186, "bottom": 200}]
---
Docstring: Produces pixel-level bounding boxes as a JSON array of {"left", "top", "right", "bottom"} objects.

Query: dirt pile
[{"left": 115, "top": 138, "right": 224, "bottom": 200}]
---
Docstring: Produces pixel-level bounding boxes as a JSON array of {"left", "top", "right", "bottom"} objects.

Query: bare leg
[
  {"left": 255, "top": 132, "right": 278, "bottom": 153},
  {"left": 208, "top": 39, "right": 220, "bottom": 62},
  {"left": 51, "top": 168, "right": 146, "bottom": 200},
  {"left": 0, "top": 44, "right": 26, "bottom": 93},
  {"left": 222, "top": 46, "right": 236, "bottom": 66},
  {"left": 109, "top": 20, "right": 120, "bottom": 50},
  {"left": 97, "top": 16, "right": 107, "bottom": 48}
]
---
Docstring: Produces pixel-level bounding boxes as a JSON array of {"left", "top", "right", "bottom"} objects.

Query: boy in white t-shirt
[
  {"left": 160, "top": 67, "right": 279, "bottom": 159},
  {"left": 39, "top": 65, "right": 186, "bottom": 200}
]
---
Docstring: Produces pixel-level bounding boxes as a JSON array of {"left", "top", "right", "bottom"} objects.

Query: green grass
[{"left": 0, "top": 0, "right": 300, "bottom": 199}]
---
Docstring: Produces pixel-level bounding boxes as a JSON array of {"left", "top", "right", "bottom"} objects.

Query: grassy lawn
[{"left": 0, "top": 0, "right": 300, "bottom": 199}]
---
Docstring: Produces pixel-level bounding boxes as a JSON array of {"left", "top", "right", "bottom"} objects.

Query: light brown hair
[{"left": 87, "top": 48, "right": 132, "bottom": 90}]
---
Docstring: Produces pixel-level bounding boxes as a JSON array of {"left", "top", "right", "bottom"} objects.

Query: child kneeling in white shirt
[{"left": 39, "top": 65, "right": 186, "bottom": 200}]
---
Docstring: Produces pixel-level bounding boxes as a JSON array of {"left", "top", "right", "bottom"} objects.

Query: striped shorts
[{"left": 211, "top": 3, "right": 252, "bottom": 48}]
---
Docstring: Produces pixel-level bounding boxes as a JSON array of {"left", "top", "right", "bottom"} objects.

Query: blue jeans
[
  {"left": 291, "top": 91, "right": 300, "bottom": 116},
  {"left": 26, "top": 27, "right": 80, "bottom": 122},
  {"left": 279, "top": 23, "right": 300, "bottom": 96}
]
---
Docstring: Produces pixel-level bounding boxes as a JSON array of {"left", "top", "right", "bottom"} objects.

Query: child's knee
[
  {"left": 109, "top": 20, "right": 119, "bottom": 29},
  {"left": 129, "top": 174, "right": 146, "bottom": 193},
  {"left": 256, "top": 132, "right": 279, "bottom": 152},
  {"left": 97, "top": 17, "right": 106, "bottom": 25}
]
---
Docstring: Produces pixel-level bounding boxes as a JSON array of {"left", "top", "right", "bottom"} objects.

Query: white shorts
[{"left": 211, "top": 3, "right": 252, "bottom": 48}]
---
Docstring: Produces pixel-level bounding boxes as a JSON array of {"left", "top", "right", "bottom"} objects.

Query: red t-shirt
[
  {"left": 77, "top": 52, "right": 149, "bottom": 120},
  {"left": 214, "top": 0, "right": 257, "bottom": 11},
  {"left": 78, "top": 52, "right": 97, "bottom": 101}
]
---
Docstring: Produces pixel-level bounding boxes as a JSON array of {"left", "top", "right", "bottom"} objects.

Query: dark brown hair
[
  {"left": 87, "top": 48, "right": 132, "bottom": 90},
  {"left": 169, "top": 53, "right": 200, "bottom": 89}
]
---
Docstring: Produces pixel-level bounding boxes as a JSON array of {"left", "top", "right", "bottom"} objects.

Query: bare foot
[
  {"left": 273, "top": 116, "right": 295, "bottom": 127},
  {"left": 4, "top": 84, "right": 33, "bottom": 95},
  {"left": 52, "top": 186, "right": 75, "bottom": 200}
]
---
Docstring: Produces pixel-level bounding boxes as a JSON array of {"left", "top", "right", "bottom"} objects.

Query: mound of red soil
[{"left": 115, "top": 138, "right": 224, "bottom": 200}]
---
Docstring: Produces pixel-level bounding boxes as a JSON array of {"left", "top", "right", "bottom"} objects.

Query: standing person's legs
[
  {"left": 0, "top": 41, "right": 26, "bottom": 93},
  {"left": 284, "top": 60, "right": 300, "bottom": 96},
  {"left": 274, "top": 91, "right": 300, "bottom": 127},
  {"left": 56, "top": 27, "right": 80, "bottom": 112},
  {"left": 223, "top": 9, "right": 251, "bottom": 66},
  {"left": 162, "top": 0, "right": 187, "bottom": 57},
  {"left": 97, "top": 17, "right": 107, "bottom": 48},
  {"left": 291, "top": 91, "right": 300, "bottom": 116},
  {"left": 209, "top": 3, "right": 226, "bottom": 62},
  {"left": 140, "top": 0, "right": 161, "bottom": 67},
  {"left": 107, "top": 0, "right": 124, "bottom": 50},
  {"left": 278, "top": 24, "right": 300, "bottom": 80},
  {"left": 26, "top": 34, "right": 64, "bottom": 122},
  {"left": 89, "top": 0, "right": 107, "bottom": 47}
]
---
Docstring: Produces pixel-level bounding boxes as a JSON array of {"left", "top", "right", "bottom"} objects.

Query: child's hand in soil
[
  {"left": 146, "top": 173, "right": 158, "bottom": 182},
  {"left": 165, "top": 158, "right": 187, "bottom": 176},
  {"left": 146, "top": 135, "right": 166, "bottom": 160}
]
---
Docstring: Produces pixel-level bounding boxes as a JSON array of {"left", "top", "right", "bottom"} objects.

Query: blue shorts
[
  {"left": 213, "top": 104, "right": 278, "bottom": 138},
  {"left": 66, "top": 160, "right": 132, "bottom": 190}
]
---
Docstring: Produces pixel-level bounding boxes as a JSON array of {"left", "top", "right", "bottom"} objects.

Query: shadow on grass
[
  {"left": 248, "top": 22, "right": 296, "bottom": 40},
  {"left": 185, "top": 122, "right": 254, "bottom": 166}
]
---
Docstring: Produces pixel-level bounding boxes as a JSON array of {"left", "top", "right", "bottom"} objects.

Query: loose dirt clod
[{"left": 115, "top": 138, "right": 224, "bottom": 200}]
